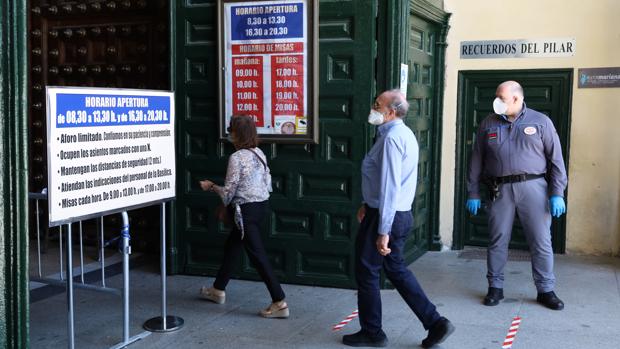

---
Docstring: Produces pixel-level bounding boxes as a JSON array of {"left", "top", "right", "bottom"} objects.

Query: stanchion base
[
  {"left": 109, "top": 331, "right": 151, "bottom": 349},
  {"left": 143, "top": 316, "right": 184, "bottom": 332}
]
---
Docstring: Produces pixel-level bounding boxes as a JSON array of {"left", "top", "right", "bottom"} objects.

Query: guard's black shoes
[
  {"left": 537, "top": 291, "right": 564, "bottom": 310},
  {"left": 483, "top": 287, "right": 504, "bottom": 306},
  {"left": 342, "top": 329, "right": 388, "bottom": 347},
  {"left": 421, "top": 317, "right": 455, "bottom": 348}
]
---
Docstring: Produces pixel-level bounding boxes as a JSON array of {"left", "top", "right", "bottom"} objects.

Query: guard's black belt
[{"left": 496, "top": 174, "right": 545, "bottom": 184}]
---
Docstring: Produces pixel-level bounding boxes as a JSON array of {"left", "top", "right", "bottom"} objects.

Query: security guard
[{"left": 466, "top": 81, "right": 568, "bottom": 310}]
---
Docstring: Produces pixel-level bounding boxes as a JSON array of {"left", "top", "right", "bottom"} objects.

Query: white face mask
[
  {"left": 493, "top": 97, "right": 508, "bottom": 115},
  {"left": 368, "top": 109, "right": 384, "bottom": 125}
]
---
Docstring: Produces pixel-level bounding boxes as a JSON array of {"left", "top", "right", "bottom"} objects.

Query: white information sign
[
  {"left": 46, "top": 87, "right": 176, "bottom": 226},
  {"left": 399, "top": 63, "right": 409, "bottom": 96},
  {"left": 460, "top": 38, "right": 576, "bottom": 59}
]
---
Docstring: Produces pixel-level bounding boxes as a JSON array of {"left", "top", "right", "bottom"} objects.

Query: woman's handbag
[{"left": 214, "top": 203, "right": 233, "bottom": 227}]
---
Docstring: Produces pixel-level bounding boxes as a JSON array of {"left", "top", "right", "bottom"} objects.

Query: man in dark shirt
[{"left": 466, "top": 81, "right": 567, "bottom": 310}]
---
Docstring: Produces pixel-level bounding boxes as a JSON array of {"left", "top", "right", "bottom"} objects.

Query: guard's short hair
[
  {"left": 498, "top": 81, "right": 524, "bottom": 99},
  {"left": 511, "top": 83, "right": 524, "bottom": 98}
]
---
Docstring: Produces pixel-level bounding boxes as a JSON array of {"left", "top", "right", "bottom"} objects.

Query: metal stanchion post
[
  {"left": 110, "top": 212, "right": 151, "bottom": 349},
  {"left": 143, "top": 202, "right": 184, "bottom": 332},
  {"left": 59, "top": 225, "right": 64, "bottom": 280},
  {"left": 122, "top": 214, "right": 129, "bottom": 342},
  {"left": 66, "top": 223, "right": 75, "bottom": 349},
  {"left": 79, "top": 221, "right": 85, "bottom": 284},
  {"left": 36, "top": 198, "right": 42, "bottom": 277},
  {"left": 100, "top": 216, "right": 106, "bottom": 287},
  {"left": 29, "top": 191, "right": 48, "bottom": 277}
]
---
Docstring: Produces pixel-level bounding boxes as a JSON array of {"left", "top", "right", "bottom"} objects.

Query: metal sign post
[
  {"left": 66, "top": 223, "right": 75, "bottom": 349},
  {"left": 143, "top": 202, "right": 184, "bottom": 332}
]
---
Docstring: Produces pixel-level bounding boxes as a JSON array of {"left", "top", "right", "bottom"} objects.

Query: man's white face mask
[
  {"left": 368, "top": 109, "right": 384, "bottom": 125},
  {"left": 493, "top": 97, "right": 508, "bottom": 115}
]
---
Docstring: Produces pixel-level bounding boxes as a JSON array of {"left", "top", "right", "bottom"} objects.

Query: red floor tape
[
  {"left": 502, "top": 316, "right": 522, "bottom": 349},
  {"left": 332, "top": 309, "right": 359, "bottom": 331}
]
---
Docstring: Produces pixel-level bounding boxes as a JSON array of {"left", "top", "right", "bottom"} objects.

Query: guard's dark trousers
[
  {"left": 356, "top": 206, "right": 440, "bottom": 334},
  {"left": 213, "top": 200, "right": 285, "bottom": 302}
]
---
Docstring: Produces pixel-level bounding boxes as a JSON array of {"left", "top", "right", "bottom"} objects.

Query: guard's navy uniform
[{"left": 467, "top": 103, "right": 567, "bottom": 293}]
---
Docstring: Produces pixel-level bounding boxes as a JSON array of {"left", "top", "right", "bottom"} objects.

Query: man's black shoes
[
  {"left": 421, "top": 317, "right": 455, "bottom": 348},
  {"left": 483, "top": 288, "right": 564, "bottom": 310},
  {"left": 537, "top": 291, "right": 564, "bottom": 310},
  {"left": 342, "top": 330, "right": 388, "bottom": 347},
  {"left": 483, "top": 287, "right": 504, "bottom": 306}
]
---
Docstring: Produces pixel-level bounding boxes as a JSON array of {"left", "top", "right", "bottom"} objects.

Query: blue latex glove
[
  {"left": 549, "top": 195, "right": 566, "bottom": 218},
  {"left": 466, "top": 199, "right": 481, "bottom": 215}
]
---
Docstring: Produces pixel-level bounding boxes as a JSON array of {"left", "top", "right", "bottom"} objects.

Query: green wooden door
[
  {"left": 173, "top": 0, "right": 377, "bottom": 288},
  {"left": 455, "top": 70, "right": 572, "bottom": 252},
  {"left": 0, "top": 0, "right": 30, "bottom": 346},
  {"left": 403, "top": 15, "right": 441, "bottom": 260}
]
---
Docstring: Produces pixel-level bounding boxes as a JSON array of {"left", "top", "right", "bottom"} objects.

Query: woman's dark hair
[{"left": 228, "top": 114, "right": 259, "bottom": 149}]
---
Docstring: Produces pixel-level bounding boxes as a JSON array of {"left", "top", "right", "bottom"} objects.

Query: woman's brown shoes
[
  {"left": 201, "top": 288, "right": 289, "bottom": 318},
  {"left": 259, "top": 300, "right": 289, "bottom": 318},
  {"left": 200, "top": 286, "right": 225, "bottom": 304}
]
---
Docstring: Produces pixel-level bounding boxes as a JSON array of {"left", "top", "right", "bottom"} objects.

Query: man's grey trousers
[{"left": 487, "top": 177, "right": 555, "bottom": 293}]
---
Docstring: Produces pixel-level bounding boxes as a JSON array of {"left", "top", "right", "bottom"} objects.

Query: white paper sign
[
  {"left": 46, "top": 87, "right": 176, "bottom": 226},
  {"left": 399, "top": 63, "right": 408, "bottom": 96}
]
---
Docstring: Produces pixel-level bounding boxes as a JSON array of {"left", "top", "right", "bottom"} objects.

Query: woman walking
[{"left": 199, "top": 114, "right": 289, "bottom": 318}]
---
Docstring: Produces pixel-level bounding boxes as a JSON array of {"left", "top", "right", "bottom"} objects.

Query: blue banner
[
  {"left": 230, "top": 3, "right": 304, "bottom": 41},
  {"left": 55, "top": 93, "right": 171, "bottom": 128}
]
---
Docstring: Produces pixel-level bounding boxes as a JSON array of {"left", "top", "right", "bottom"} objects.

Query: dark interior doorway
[{"left": 28, "top": 0, "right": 171, "bottom": 253}]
